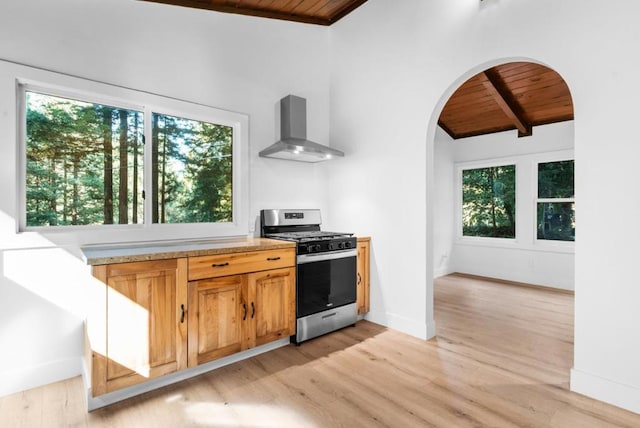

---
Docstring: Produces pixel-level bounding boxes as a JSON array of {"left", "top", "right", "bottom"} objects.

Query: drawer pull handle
[
  {"left": 242, "top": 303, "right": 247, "bottom": 321},
  {"left": 180, "top": 304, "right": 185, "bottom": 323},
  {"left": 251, "top": 301, "right": 255, "bottom": 318},
  {"left": 267, "top": 257, "right": 281, "bottom": 261},
  {"left": 358, "top": 272, "right": 362, "bottom": 285},
  {"left": 211, "top": 262, "right": 230, "bottom": 268}
]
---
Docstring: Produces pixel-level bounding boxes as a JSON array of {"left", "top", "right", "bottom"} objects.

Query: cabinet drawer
[{"left": 188, "top": 248, "right": 295, "bottom": 280}]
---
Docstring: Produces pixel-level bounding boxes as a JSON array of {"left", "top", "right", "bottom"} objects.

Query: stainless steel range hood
[{"left": 259, "top": 95, "right": 344, "bottom": 163}]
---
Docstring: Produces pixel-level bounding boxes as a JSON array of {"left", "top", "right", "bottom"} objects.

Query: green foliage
[
  {"left": 25, "top": 92, "right": 234, "bottom": 228},
  {"left": 537, "top": 202, "right": 575, "bottom": 241},
  {"left": 537, "top": 160, "right": 575, "bottom": 241},
  {"left": 462, "top": 165, "right": 516, "bottom": 238},
  {"left": 153, "top": 113, "right": 233, "bottom": 224},
  {"left": 25, "top": 92, "right": 143, "bottom": 226},
  {"left": 538, "top": 160, "right": 574, "bottom": 198}
]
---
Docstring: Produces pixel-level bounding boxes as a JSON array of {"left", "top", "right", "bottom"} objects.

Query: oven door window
[{"left": 297, "top": 256, "right": 356, "bottom": 318}]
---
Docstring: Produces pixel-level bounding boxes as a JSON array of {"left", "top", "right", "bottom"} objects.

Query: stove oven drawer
[{"left": 188, "top": 248, "right": 295, "bottom": 280}]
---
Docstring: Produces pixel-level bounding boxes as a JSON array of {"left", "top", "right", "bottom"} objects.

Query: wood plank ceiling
[
  {"left": 438, "top": 62, "right": 574, "bottom": 139},
  {"left": 140, "top": 0, "right": 368, "bottom": 25}
]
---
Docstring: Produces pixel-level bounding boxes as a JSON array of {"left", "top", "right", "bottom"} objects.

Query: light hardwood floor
[{"left": 2, "top": 274, "right": 640, "bottom": 427}]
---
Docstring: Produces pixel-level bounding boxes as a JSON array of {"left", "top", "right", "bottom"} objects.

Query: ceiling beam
[{"left": 481, "top": 69, "right": 532, "bottom": 137}]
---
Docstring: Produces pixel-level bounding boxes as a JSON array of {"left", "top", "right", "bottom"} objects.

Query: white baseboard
[
  {"left": 0, "top": 357, "right": 82, "bottom": 398},
  {"left": 570, "top": 368, "right": 640, "bottom": 414},
  {"left": 434, "top": 266, "right": 454, "bottom": 278},
  {"left": 452, "top": 268, "right": 574, "bottom": 291},
  {"left": 364, "top": 310, "right": 435, "bottom": 340},
  {"left": 85, "top": 338, "right": 290, "bottom": 411}
]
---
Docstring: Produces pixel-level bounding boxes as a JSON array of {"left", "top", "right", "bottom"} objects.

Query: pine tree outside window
[
  {"left": 151, "top": 112, "right": 232, "bottom": 224},
  {"left": 25, "top": 92, "right": 144, "bottom": 227},
  {"left": 20, "top": 84, "right": 244, "bottom": 236}
]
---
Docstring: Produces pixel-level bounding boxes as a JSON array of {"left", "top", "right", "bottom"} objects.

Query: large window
[
  {"left": 462, "top": 164, "right": 516, "bottom": 239},
  {"left": 25, "top": 92, "right": 144, "bottom": 227},
  {"left": 537, "top": 160, "right": 575, "bottom": 241},
  {"left": 151, "top": 113, "right": 232, "bottom": 224},
  {"left": 20, "top": 83, "right": 246, "bottom": 236}
]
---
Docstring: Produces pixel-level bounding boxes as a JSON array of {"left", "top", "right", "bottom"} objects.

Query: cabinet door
[
  {"left": 356, "top": 240, "right": 370, "bottom": 315},
  {"left": 250, "top": 267, "right": 296, "bottom": 347},
  {"left": 97, "top": 259, "right": 187, "bottom": 394},
  {"left": 188, "top": 274, "right": 247, "bottom": 367}
]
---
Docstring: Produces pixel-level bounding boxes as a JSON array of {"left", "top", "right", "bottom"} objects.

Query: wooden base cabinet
[
  {"left": 252, "top": 267, "right": 296, "bottom": 347},
  {"left": 90, "top": 259, "right": 188, "bottom": 396},
  {"left": 356, "top": 238, "right": 371, "bottom": 315},
  {"left": 88, "top": 246, "right": 296, "bottom": 398},
  {"left": 187, "top": 274, "right": 246, "bottom": 367},
  {"left": 187, "top": 266, "right": 295, "bottom": 366}
]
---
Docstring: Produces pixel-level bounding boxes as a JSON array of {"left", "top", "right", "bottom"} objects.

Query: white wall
[
  {"left": 434, "top": 121, "right": 575, "bottom": 290},
  {"left": 329, "top": 0, "right": 640, "bottom": 414},
  {"left": 0, "top": 0, "right": 335, "bottom": 396}
]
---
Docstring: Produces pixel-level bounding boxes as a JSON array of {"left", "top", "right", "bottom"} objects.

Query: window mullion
[{"left": 143, "top": 108, "right": 154, "bottom": 226}]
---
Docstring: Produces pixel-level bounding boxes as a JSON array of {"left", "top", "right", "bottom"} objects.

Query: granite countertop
[{"left": 82, "top": 237, "right": 296, "bottom": 265}]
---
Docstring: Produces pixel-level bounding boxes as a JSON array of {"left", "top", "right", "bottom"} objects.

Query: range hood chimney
[{"left": 259, "top": 95, "right": 344, "bottom": 163}]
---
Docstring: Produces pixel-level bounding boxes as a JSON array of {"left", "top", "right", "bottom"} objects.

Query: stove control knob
[
  {"left": 344, "top": 241, "right": 351, "bottom": 249},
  {"left": 328, "top": 243, "right": 335, "bottom": 251},
  {"left": 337, "top": 242, "right": 345, "bottom": 249}
]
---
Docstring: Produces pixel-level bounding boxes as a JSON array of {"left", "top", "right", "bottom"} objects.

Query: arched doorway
[
  {"left": 426, "top": 58, "right": 575, "bottom": 379},
  {"left": 431, "top": 60, "right": 575, "bottom": 283}
]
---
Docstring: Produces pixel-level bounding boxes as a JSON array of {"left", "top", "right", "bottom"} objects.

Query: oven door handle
[{"left": 297, "top": 249, "right": 357, "bottom": 264}]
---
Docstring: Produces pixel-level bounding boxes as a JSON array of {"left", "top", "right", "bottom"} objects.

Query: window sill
[{"left": 456, "top": 236, "right": 574, "bottom": 254}]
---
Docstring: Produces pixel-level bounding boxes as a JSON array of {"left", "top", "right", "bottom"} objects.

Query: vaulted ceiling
[
  {"left": 438, "top": 62, "right": 574, "bottom": 139},
  {"left": 140, "top": 0, "right": 368, "bottom": 25}
]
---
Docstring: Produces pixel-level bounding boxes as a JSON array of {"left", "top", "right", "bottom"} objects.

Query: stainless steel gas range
[{"left": 260, "top": 209, "right": 357, "bottom": 343}]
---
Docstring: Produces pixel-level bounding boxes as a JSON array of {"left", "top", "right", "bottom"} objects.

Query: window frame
[
  {"left": 533, "top": 157, "right": 575, "bottom": 248},
  {"left": 456, "top": 158, "right": 519, "bottom": 245},
  {"left": 455, "top": 151, "right": 574, "bottom": 254},
  {"left": 16, "top": 76, "right": 249, "bottom": 243}
]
